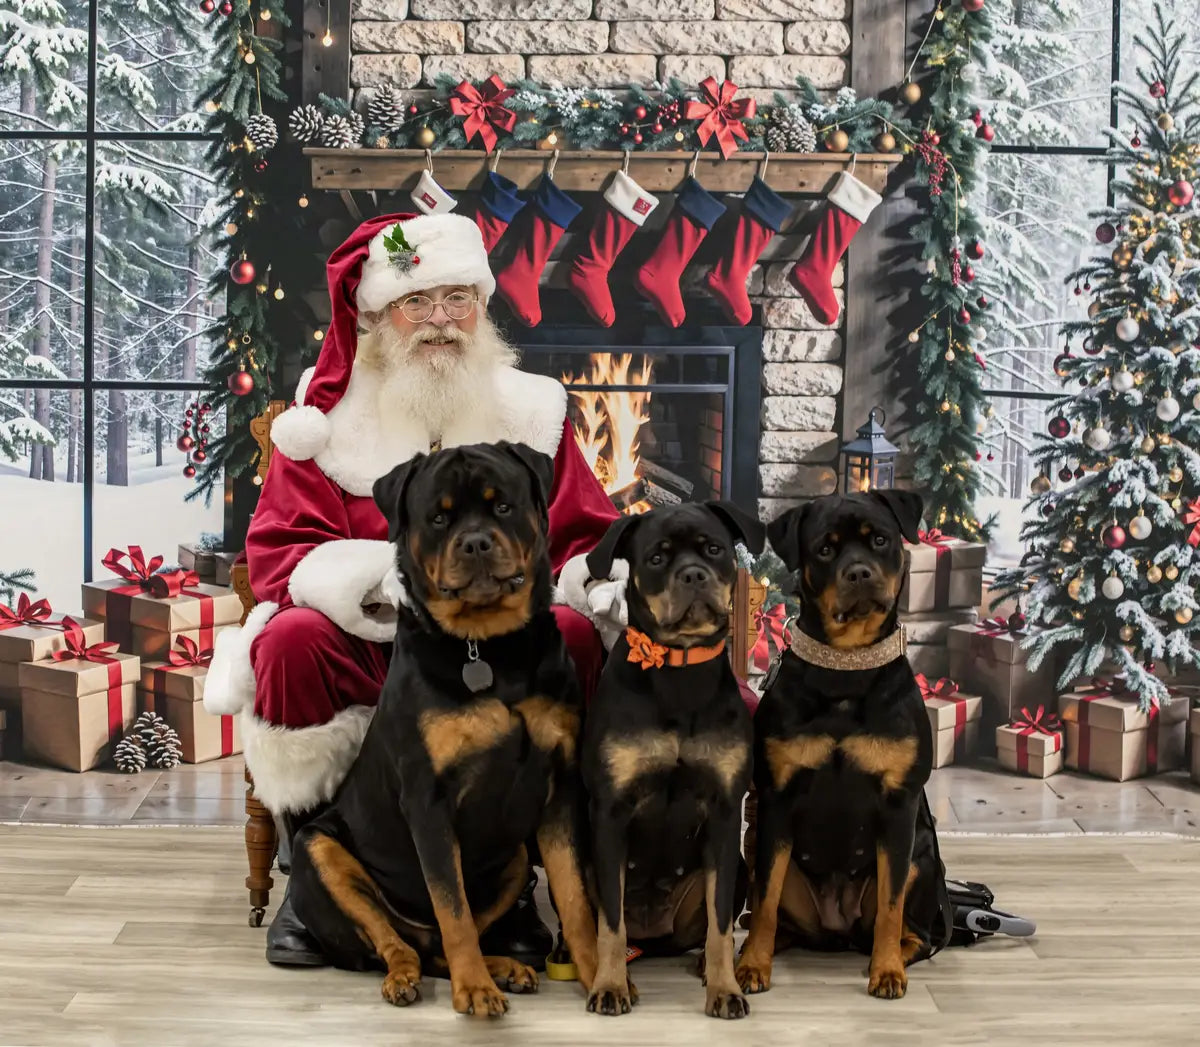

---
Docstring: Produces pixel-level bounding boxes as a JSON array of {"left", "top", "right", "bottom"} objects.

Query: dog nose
[
  {"left": 843, "top": 561, "right": 875, "bottom": 586},
  {"left": 677, "top": 564, "right": 713, "bottom": 588},
  {"left": 456, "top": 531, "right": 494, "bottom": 557}
]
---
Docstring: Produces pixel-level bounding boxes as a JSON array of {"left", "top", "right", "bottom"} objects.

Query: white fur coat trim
[
  {"left": 270, "top": 364, "right": 567, "bottom": 497},
  {"left": 242, "top": 704, "right": 375, "bottom": 816},
  {"left": 288, "top": 538, "right": 398, "bottom": 643},
  {"left": 202, "top": 600, "right": 280, "bottom": 716}
]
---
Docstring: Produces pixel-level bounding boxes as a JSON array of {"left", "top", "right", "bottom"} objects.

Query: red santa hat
[{"left": 271, "top": 211, "right": 496, "bottom": 462}]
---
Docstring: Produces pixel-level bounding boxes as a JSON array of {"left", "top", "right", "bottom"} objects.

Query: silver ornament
[
  {"left": 1156, "top": 395, "right": 1181, "bottom": 421},
  {"left": 1129, "top": 514, "right": 1153, "bottom": 540},
  {"left": 1085, "top": 426, "right": 1111, "bottom": 451},
  {"left": 1115, "top": 317, "right": 1140, "bottom": 341},
  {"left": 1111, "top": 369, "right": 1135, "bottom": 393},
  {"left": 1101, "top": 576, "right": 1125, "bottom": 600}
]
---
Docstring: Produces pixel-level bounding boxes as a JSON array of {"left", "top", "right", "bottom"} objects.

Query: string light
[
  {"left": 322, "top": 4, "right": 333, "bottom": 47},
  {"left": 259, "top": 5, "right": 271, "bottom": 20},
  {"left": 298, "top": 194, "right": 309, "bottom": 208}
]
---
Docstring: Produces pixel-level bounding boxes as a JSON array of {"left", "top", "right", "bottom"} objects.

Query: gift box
[
  {"left": 902, "top": 609, "right": 978, "bottom": 682},
  {"left": 129, "top": 623, "right": 235, "bottom": 662},
  {"left": 0, "top": 609, "right": 104, "bottom": 664},
  {"left": 177, "top": 543, "right": 219, "bottom": 583},
  {"left": 918, "top": 675, "right": 982, "bottom": 768},
  {"left": 996, "top": 706, "right": 1064, "bottom": 778},
  {"left": 948, "top": 620, "right": 1056, "bottom": 749},
  {"left": 1190, "top": 707, "right": 1200, "bottom": 786},
  {"left": 214, "top": 552, "right": 239, "bottom": 587},
  {"left": 147, "top": 693, "right": 241, "bottom": 763},
  {"left": 900, "top": 530, "right": 986, "bottom": 613},
  {"left": 1059, "top": 686, "right": 1188, "bottom": 782},
  {"left": 18, "top": 624, "right": 140, "bottom": 772},
  {"left": 139, "top": 636, "right": 212, "bottom": 704}
]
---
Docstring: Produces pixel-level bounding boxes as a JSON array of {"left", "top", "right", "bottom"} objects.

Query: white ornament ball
[
  {"left": 1085, "top": 426, "right": 1111, "bottom": 451},
  {"left": 1111, "top": 369, "right": 1135, "bottom": 393},
  {"left": 1193, "top": 390, "right": 1200, "bottom": 411},
  {"left": 1116, "top": 317, "right": 1140, "bottom": 342},
  {"left": 1101, "top": 576, "right": 1125, "bottom": 600},
  {"left": 926, "top": 258, "right": 938, "bottom": 274},
  {"left": 1156, "top": 395, "right": 1181, "bottom": 421},
  {"left": 1129, "top": 514, "right": 1153, "bottom": 540}
]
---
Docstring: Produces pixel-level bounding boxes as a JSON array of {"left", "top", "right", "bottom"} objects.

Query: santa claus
[{"left": 204, "top": 212, "right": 629, "bottom": 969}]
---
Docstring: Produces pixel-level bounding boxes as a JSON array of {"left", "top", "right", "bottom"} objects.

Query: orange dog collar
[{"left": 625, "top": 626, "right": 727, "bottom": 670}]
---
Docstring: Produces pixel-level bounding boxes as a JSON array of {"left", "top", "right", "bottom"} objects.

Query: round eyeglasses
[{"left": 391, "top": 291, "right": 477, "bottom": 323}]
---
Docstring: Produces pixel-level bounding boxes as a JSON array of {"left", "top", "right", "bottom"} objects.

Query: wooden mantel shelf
[{"left": 306, "top": 148, "right": 903, "bottom": 196}]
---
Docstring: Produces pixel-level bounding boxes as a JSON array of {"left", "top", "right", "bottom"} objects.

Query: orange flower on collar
[{"left": 626, "top": 627, "right": 667, "bottom": 670}]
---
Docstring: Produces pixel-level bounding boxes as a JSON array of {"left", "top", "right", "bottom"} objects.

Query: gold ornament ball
[
  {"left": 1158, "top": 113, "right": 1175, "bottom": 131},
  {"left": 1147, "top": 565, "right": 1164, "bottom": 583},
  {"left": 1031, "top": 473, "right": 1052, "bottom": 495},
  {"left": 1169, "top": 465, "right": 1184, "bottom": 483},
  {"left": 875, "top": 131, "right": 897, "bottom": 152},
  {"left": 1172, "top": 496, "right": 1184, "bottom": 510},
  {"left": 1067, "top": 577, "right": 1084, "bottom": 601},
  {"left": 273, "top": 287, "right": 285, "bottom": 301},
  {"left": 1113, "top": 245, "right": 1134, "bottom": 267},
  {"left": 414, "top": 126, "right": 436, "bottom": 149},
  {"left": 1165, "top": 564, "right": 1180, "bottom": 580},
  {"left": 1176, "top": 607, "right": 1194, "bottom": 624},
  {"left": 1140, "top": 435, "right": 1157, "bottom": 454},
  {"left": 900, "top": 81, "right": 922, "bottom": 105},
  {"left": 537, "top": 131, "right": 563, "bottom": 151},
  {"left": 1088, "top": 301, "right": 1102, "bottom": 318},
  {"left": 1119, "top": 625, "right": 1135, "bottom": 642},
  {"left": 1060, "top": 537, "right": 1076, "bottom": 554},
  {"left": 225, "top": 222, "right": 238, "bottom": 235},
  {"left": 826, "top": 128, "right": 850, "bottom": 152}
]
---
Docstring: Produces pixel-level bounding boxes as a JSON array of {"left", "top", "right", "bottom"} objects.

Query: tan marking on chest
[
  {"left": 679, "top": 734, "right": 749, "bottom": 793},
  {"left": 602, "top": 732, "right": 680, "bottom": 792},
  {"left": 841, "top": 735, "right": 918, "bottom": 792},
  {"left": 418, "top": 700, "right": 515, "bottom": 776},
  {"left": 515, "top": 696, "right": 579, "bottom": 761},
  {"left": 765, "top": 734, "right": 837, "bottom": 790}
]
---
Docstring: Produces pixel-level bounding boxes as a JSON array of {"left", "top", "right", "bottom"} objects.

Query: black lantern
[{"left": 841, "top": 406, "right": 899, "bottom": 493}]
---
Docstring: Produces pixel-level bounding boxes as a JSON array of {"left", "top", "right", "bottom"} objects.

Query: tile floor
[{"left": 1, "top": 755, "right": 1198, "bottom": 833}]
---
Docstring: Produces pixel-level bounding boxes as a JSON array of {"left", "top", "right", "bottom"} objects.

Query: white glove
[
  {"left": 558, "top": 554, "right": 629, "bottom": 650},
  {"left": 373, "top": 563, "right": 412, "bottom": 611},
  {"left": 289, "top": 539, "right": 400, "bottom": 644}
]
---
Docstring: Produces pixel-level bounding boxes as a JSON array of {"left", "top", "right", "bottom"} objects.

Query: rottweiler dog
[
  {"left": 736, "top": 490, "right": 943, "bottom": 1001},
  {"left": 581, "top": 501, "right": 765, "bottom": 1020},
  {"left": 288, "top": 442, "right": 598, "bottom": 1016}
]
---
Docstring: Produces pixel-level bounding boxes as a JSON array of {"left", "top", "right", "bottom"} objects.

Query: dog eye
[
  {"left": 431, "top": 512, "right": 448, "bottom": 527},
  {"left": 495, "top": 503, "right": 512, "bottom": 516},
  {"left": 649, "top": 553, "right": 665, "bottom": 567},
  {"left": 873, "top": 534, "right": 888, "bottom": 547},
  {"left": 706, "top": 543, "right": 722, "bottom": 556},
  {"left": 818, "top": 544, "right": 834, "bottom": 559}
]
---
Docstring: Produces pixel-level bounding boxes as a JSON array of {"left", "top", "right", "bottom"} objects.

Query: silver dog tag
[{"left": 462, "top": 639, "right": 494, "bottom": 693}]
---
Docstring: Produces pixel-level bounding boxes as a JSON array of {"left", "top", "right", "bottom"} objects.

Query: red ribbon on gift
[
  {"left": 683, "top": 77, "right": 756, "bottom": 160},
  {"left": 143, "top": 568, "right": 216, "bottom": 650},
  {"left": 917, "top": 674, "right": 972, "bottom": 758},
  {"left": 916, "top": 528, "right": 954, "bottom": 610},
  {"left": 101, "top": 545, "right": 164, "bottom": 650},
  {"left": 969, "top": 616, "right": 1022, "bottom": 668},
  {"left": 0, "top": 593, "right": 64, "bottom": 632},
  {"left": 150, "top": 635, "right": 213, "bottom": 705},
  {"left": 751, "top": 605, "right": 790, "bottom": 672},
  {"left": 449, "top": 75, "right": 517, "bottom": 153},
  {"left": 1183, "top": 499, "right": 1200, "bottom": 548},
  {"left": 1011, "top": 705, "right": 1063, "bottom": 772},
  {"left": 52, "top": 617, "right": 126, "bottom": 743},
  {"left": 915, "top": 673, "right": 958, "bottom": 701}
]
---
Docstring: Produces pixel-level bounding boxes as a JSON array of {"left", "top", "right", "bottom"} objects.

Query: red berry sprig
[{"left": 916, "top": 129, "right": 948, "bottom": 196}]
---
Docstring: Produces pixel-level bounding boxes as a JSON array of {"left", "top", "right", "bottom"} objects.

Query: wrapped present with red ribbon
[
  {"left": 139, "top": 635, "right": 213, "bottom": 704},
  {"left": 947, "top": 620, "right": 1055, "bottom": 740},
  {"left": 917, "top": 674, "right": 982, "bottom": 768},
  {"left": 1058, "top": 681, "right": 1187, "bottom": 781},
  {"left": 996, "top": 705, "right": 1064, "bottom": 778},
  {"left": 0, "top": 594, "right": 102, "bottom": 665},
  {"left": 137, "top": 635, "right": 239, "bottom": 762},
  {"left": 900, "top": 530, "right": 986, "bottom": 613},
  {"left": 751, "top": 604, "right": 791, "bottom": 673},
  {"left": 17, "top": 618, "right": 140, "bottom": 772}
]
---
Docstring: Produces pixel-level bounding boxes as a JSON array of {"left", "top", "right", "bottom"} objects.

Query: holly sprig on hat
[{"left": 383, "top": 223, "right": 420, "bottom": 275}]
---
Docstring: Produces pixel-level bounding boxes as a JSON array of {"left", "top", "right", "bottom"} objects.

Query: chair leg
[
  {"left": 245, "top": 766, "right": 277, "bottom": 927},
  {"left": 739, "top": 786, "right": 758, "bottom": 929}
]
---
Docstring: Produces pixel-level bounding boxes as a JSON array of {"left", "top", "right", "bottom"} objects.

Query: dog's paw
[
  {"left": 706, "top": 989, "right": 750, "bottom": 1020},
  {"left": 586, "top": 978, "right": 637, "bottom": 1017},
  {"left": 381, "top": 968, "right": 421, "bottom": 1007},
  {"left": 735, "top": 959, "right": 772, "bottom": 994},
  {"left": 867, "top": 963, "right": 908, "bottom": 1000},
  {"left": 452, "top": 978, "right": 509, "bottom": 1017},
  {"left": 485, "top": 956, "right": 539, "bottom": 994}
]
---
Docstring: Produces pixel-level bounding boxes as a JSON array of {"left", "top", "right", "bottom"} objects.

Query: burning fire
[{"left": 562, "top": 353, "right": 654, "bottom": 503}]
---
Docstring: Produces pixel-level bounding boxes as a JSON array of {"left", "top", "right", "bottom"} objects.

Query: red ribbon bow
[
  {"left": 0, "top": 593, "right": 60, "bottom": 631},
  {"left": 1012, "top": 705, "right": 1062, "bottom": 736},
  {"left": 449, "top": 75, "right": 517, "bottom": 153},
  {"left": 52, "top": 618, "right": 120, "bottom": 663},
  {"left": 1183, "top": 499, "right": 1200, "bottom": 548},
  {"left": 978, "top": 615, "right": 1021, "bottom": 637},
  {"left": 751, "top": 605, "right": 790, "bottom": 672},
  {"left": 167, "top": 634, "right": 213, "bottom": 669},
  {"left": 915, "top": 674, "right": 959, "bottom": 701},
  {"left": 147, "top": 569, "right": 201, "bottom": 599},
  {"left": 683, "top": 77, "right": 756, "bottom": 159},
  {"left": 102, "top": 545, "right": 164, "bottom": 585},
  {"left": 917, "top": 528, "right": 950, "bottom": 547}
]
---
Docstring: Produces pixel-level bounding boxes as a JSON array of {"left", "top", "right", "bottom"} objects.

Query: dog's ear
[
  {"left": 704, "top": 500, "right": 766, "bottom": 555},
  {"left": 498, "top": 441, "right": 555, "bottom": 519},
  {"left": 766, "top": 502, "right": 811, "bottom": 573},
  {"left": 586, "top": 513, "right": 643, "bottom": 580},
  {"left": 869, "top": 489, "right": 924, "bottom": 545},
  {"left": 372, "top": 452, "right": 426, "bottom": 544}
]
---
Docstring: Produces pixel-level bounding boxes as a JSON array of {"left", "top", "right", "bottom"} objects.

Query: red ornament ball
[
  {"left": 201, "top": 402, "right": 211, "bottom": 412},
  {"left": 230, "top": 259, "right": 256, "bottom": 285},
  {"left": 1131, "top": 132, "right": 1142, "bottom": 148},
  {"left": 964, "top": 264, "right": 976, "bottom": 282},
  {"left": 1107, "top": 482, "right": 1121, "bottom": 495},
  {"left": 1095, "top": 221, "right": 1116, "bottom": 243},
  {"left": 968, "top": 240, "right": 984, "bottom": 259},
  {"left": 191, "top": 448, "right": 208, "bottom": 463},
  {"left": 1168, "top": 179, "right": 1194, "bottom": 206},
  {"left": 962, "top": 0, "right": 985, "bottom": 10},
  {"left": 200, "top": 424, "right": 210, "bottom": 435},
  {"left": 634, "top": 105, "right": 647, "bottom": 120},
  {"left": 176, "top": 434, "right": 195, "bottom": 453},
  {"left": 1007, "top": 610, "right": 1027, "bottom": 631},
  {"left": 1144, "top": 661, "right": 1156, "bottom": 673},
  {"left": 977, "top": 294, "right": 989, "bottom": 308},
  {"left": 976, "top": 123, "right": 995, "bottom": 142},
  {"left": 958, "top": 307, "right": 972, "bottom": 324},
  {"left": 227, "top": 370, "right": 255, "bottom": 396},
  {"left": 199, "top": 0, "right": 215, "bottom": 11},
  {"left": 1048, "top": 416, "right": 1070, "bottom": 439},
  {"left": 218, "top": 0, "right": 232, "bottom": 13},
  {"left": 1073, "top": 467, "right": 1085, "bottom": 479},
  {"left": 972, "top": 109, "right": 984, "bottom": 127},
  {"left": 1058, "top": 467, "right": 1073, "bottom": 482},
  {"left": 633, "top": 133, "right": 644, "bottom": 144},
  {"left": 253, "top": 157, "right": 268, "bottom": 173},
  {"left": 408, "top": 104, "right": 419, "bottom": 115},
  {"left": 652, "top": 122, "right": 663, "bottom": 133},
  {"left": 1150, "top": 80, "right": 1166, "bottom": 98},
  {"left": 183, "top": 464, "right": 197, "bottom": 479},
  {"left": 1102, "top": 524, "right": 1127, "bottom": 550}
]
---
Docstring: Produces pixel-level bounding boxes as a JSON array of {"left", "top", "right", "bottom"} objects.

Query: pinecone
[
  {"left": 765, "top": 106, "right": 818, "bottom": 153},
  {"left": 134, "top": 711, "right": 183, "bottom": 770},
  {"left": 320, "top": 112, "right": 364, "bottom": 149},
  {"left": 244, "top": 113, "right": 279, "bottom": 152},
  {"left": 114, "top": 733, "right": 147, "bottom": 774},
  {"left": 288, "top": 104, "right": 325, "bottom": 144},
  {"left": 367, "top": 84, "right": 406, "bottom": 133}
]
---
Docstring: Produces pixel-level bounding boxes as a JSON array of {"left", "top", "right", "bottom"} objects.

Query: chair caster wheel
[{"left": 250, "top": 906, "right": 266, "bottom": 927}]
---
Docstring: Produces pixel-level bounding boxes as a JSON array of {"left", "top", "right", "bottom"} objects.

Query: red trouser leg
[{"left": 552, "top": 605, "right": 604, "bottom": 705}]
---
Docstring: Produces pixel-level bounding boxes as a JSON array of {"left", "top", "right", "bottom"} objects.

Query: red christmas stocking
[
  {"left": 633, "top": 177, "right": 726, "bottom": 328},
  {"left": 567, "top": 171, "right": 659, "bottom": 327},
  {"left": 474, "top": 170, "right": 526, "bottom": 253},
  {"left": 788, "top": 171, "right": 881, "bottom": 326},
  {"left": 494, "top": 177, "right": 582, "bottom": 327},
  {"left": 704, "top": 177, "right": 793, "bottom": 325}
]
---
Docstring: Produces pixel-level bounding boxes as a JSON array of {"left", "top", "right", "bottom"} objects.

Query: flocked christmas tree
[{"left": 992, "top": 4, "right": 1200, "bottom": 709}]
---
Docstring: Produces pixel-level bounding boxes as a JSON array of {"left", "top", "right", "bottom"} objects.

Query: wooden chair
[{"left": 231, "top": 400, "right": 766, "bottom": 925}]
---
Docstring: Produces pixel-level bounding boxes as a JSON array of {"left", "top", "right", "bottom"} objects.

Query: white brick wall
[{"left": 349, "top": 1, "right": 853, "bottom": 516}]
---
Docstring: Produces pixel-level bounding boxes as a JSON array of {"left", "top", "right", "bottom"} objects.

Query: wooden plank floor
[{"left": 2, "top": 826, "right": 1198, "bottom": 1046}]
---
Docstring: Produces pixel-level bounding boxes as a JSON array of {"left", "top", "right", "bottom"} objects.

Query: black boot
[
  {"left": 266, "top": 807, "right": 328, "bottom": 968},
  {"left": 479, "top": 870, "right": 554, "bottom": 971}
]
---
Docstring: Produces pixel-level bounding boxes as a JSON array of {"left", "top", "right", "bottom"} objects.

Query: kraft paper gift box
[
  {"left": 0, "top": 614, "right": 104, "bottom": 665},
  {"left": 139, "top": 636, "right": 211, "bottom": 705},
  {"left": 996, "top": 707, "right": 1065, "bottom": 779},
  {"left": 1190, "top": 707, "right": 1200, "bottom": 786},
  {"left": 900, "top": 532, "right": 986, "bottom": 613},
  {"left": 1058, "top": 688, "right": 1188, "bottom": 782},
  {"left": 18, "top": 634, "right": 140, "bottom": 773},
  {"left": 177, "top": 543, "right": 219, "bottom": 582},
  {"left": 214, "top": 552, "right": 239, "bottom": 587},
  {"left": 155, "top": 693, "right": 241, "bottom": 764},
  {"left": 902, "top": 609, "right": 978, "bottom": 682},
  {"left": 129, "top": 622, "right": 235, "bottom": 662},
  {"left": 918, "top": 676, "right": 982, "bottom": 768}
]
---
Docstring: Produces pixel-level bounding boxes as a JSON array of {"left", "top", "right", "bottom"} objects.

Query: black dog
[
  {"left": 288, "top": 442, "right": 598, "bottom": 1016},
  {"left": 736, "top": 490, "right": 943, "bottom": 1001},
  {"left": 581, "top": 502, "right": 765, "bottom": 1019}
]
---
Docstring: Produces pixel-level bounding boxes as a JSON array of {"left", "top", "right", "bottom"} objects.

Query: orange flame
[{"left": 562, "top": 353, "right": 654, "bottom": 497}]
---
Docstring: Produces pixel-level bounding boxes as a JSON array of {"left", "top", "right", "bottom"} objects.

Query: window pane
[
  {"left": 977, "top": 153, "right": 1109, "bottom": 395},
  {"left": 90, "top": 390, "right": 224, "bottom": 578},
  {"left": 0, "top": 140, "right": 86, "bottom": 384},
  {"left": 0, "top": 388, "right": 83, "bottom": 611},
  {"left": 93, "top": 139, "right": 219, "bottom": 381},
  {"left": 0, "top": 2, "right": 88, "bottom": 133},
  {"left": 987, "top": 0, "right": 1114, "bottom": 147}
]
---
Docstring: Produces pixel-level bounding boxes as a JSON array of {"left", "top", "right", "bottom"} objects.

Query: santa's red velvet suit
[{"left": 204, "top": 212, "right": 618, "bottom": 818}]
